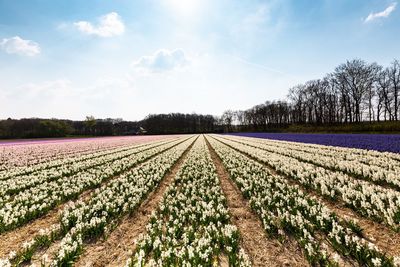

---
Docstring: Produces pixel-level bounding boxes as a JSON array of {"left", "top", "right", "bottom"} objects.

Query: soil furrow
[
  {"left": 227, "top": 136, "right": 399, "bottom": 192},
  {"left": 205, "top": 137, "right": 308, "bottom": 267},
  {"left": 308, "top": 190, "right": 400, "bottom": 258},
  {"left": 0, "top": 189, "right": 92, "bottom": 259},
  {"left": 1, "top": 139, "right": 189, "bottom": 263},
  {"left": 245, "top": 145, "right": 400, "bottom": 258},
  {"left": 74, "top": 138, "right": 196, "bottom": 267},
  {"left": 215, "top": 136, "right": 400, "bottom": 260},
  {"left": 0, "top": 208, "right": 60, "bottom": 259}
]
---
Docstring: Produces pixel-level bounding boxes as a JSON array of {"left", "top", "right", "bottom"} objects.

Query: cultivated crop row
[
  {"left": 0, "top": 137, "right": 177, "bottom": 201},
  {"left": 223, "top": 135, "right": 400, "bottom": 189},
  {"left": 0, "top": 136, "right": 175, "bottom": 181},
  {"left": 128, "top": 136, "right": 250, "bottom": 267},
  {"left": 0, "top": 136, "right": 165, "bottom": 170},
  {"left": 0, "top": 136, "right": 190, "bottom": 233},
  {"left": 207, "top": 136, "right": 399, "bottom": 266},
  {"left": 1, "top": 136, "right": 196, "bottom": 266},
  {"left": 214, "top": 135, "right": 400, "bottom": 230},
  {"left": 1, "top": 134, "right": 399, "bottom": 266}
]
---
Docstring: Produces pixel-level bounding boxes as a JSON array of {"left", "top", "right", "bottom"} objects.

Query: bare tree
[
  {"left": 334, "top": 59, "right": 380, "bottom": 122},
  {"left": 221, "top": 110, "right": 234, "bottom": 132},
  {"left": 228, "top": 58, "right": 398, "bottom": 132},
  {"left": 376, "top": 68, "right": 392, "bottom": 121},
  {"left": 389, "top": 60, "right": 400, "bottom": 120}
]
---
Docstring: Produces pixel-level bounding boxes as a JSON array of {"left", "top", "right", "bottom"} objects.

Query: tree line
[
  {"left": 142, "top": 113, "right": 218, "bottom": 134},
  {"left": 220, "top": 58, "right": 400, "bottom": 131},
  {"left": 0, "top": 114, "right": 220, "bottom": 139},
  {"left": 1, "top": 58, "right": 399, "bottom": 138}
]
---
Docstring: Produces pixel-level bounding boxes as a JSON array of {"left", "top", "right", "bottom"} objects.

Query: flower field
[
  {"left": 229, "top": 133, "right": 400, "bottom": 154},
  {"left": 0, "top": 134, "right": 400, "bottom": 266}
]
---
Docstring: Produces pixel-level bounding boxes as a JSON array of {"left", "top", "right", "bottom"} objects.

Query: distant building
[
  {"left": 124, "top": 127, "right": 147, "bottom": 135},
  {"left": 138, "top": 127, "right": 147, "bottom": 134}
]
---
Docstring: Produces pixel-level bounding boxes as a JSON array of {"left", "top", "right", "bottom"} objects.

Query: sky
[{"left": 0, "top": 0, "right": 399, "bottom": 121}]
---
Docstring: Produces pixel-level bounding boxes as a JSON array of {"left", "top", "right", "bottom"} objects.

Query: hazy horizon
[{"left": 1, "top": 0, "right": 399, "bottom": 121}]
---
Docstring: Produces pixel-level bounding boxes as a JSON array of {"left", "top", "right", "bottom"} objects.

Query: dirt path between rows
[
  {"left": 74, "top": 139, "right": 196, "bottom": 267},
  {"left": 0, "top": 206, "right": 60, "bottom": 259},
  {"left": 0, "top": 188, "right": 93, "bottom": 259},
  {"left": 246, "top": 146, "right": 400, "bottom": 259},
  {"left": 216, "top": 137, "right": 400, "bottom": 261},
  {"left": 205, "top": 138, "right": 308, "bottom": 267},
  {"left": 307, "top": 190, "right": 400, "bottom": 258},
  {"left": 1, "top": 140, "right": 187, "bottom": 264}
]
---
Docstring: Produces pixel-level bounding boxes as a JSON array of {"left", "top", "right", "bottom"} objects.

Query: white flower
[{"left": 372, "top": 257, "right": 382, "bottom": 267}]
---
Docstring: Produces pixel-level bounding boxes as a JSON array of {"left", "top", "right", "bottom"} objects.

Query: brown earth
[
  {"left": 215, "top": 136, "right": 400, "bottom": 262},
  {"left": 205, "top": 137, "right": 309, "bottom": 267},
  {"left": 1, "top": 139, "right": 187, "bottom": 264},
  {"left": 0, "top": 187, "right": 92, "bottom": 260},
  {"left": 308, "top": 190, "right": 400, "bottom": 258},
  {"left": 253, "top": 148, "right": 400, "bottom": 259},
  {"left": 74, "top": 138, "right": 196, "bottom": 267},
  {"left": 0, "top": 207, "right": 61, "bottom": 259}
]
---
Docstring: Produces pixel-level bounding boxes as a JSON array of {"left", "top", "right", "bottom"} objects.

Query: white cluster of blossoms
[
  {"left": 0, "top": 138, "right": 176, "bottom": 201},
  {"left": 226, "top": 134, "right": 400, "bottom": 164},
  {"left": 0, "top": 135, "right": 168, "bottom": 177},
  {"left": 225, "top": 135, "right": 400, "bottom": 167},
  {"left": 224, "top": 135, "right": 400, "bottom": 189},
  {"left": 0, "top": 250, "right": 16, "bottom": 267},
  {"left": 0, "top": 137, "right": 187, "bottom": 233},
  {"left": 128, "top": 136, "right": 251, "bottom": 267},
  {"left": 48, "top": 137, "right": 196, "bottom": 266},
  {"left": 51, "top": 233, "right": 82, "bottom": 267},
  {"left": 215, "top": 135, "right": 400, "bottom": 230},
  {"left": 0, "top": 223, "right": 61, "bottom": 265},
  {"left": 208, "top": 136, "right": 398, "bottom": 266}
]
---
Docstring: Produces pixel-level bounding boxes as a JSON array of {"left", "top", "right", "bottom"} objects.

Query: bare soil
[
  {"left": 219, "top": 254, "right": 229, "bottom": 267},
  {"left": 0, "top": 140, "right": 182, "bottom": 262},
  {"left": 221, "top": 136, "right": 400, "bottom": 261},
  {"left": 0, "top": 187, "right": 92, "bottom": 259},
  {"left": 206, "top": 137, "right": 309, "bottom": 267},
  {"left": 7, "top": 190, "right": 94, "bottom": 265},
  {"left": 28, "top": 239, "right": 62, "bottom": 266},
  {"left": 260, "top": 155, "right": 400, "bottom": 259},
  {"left": 74, "top": 139, "right": 196, "bottom": 267},
  {"left": 309, "top": 190, "right": 400, "bottom": 258},
  {"left": 0, "top": 207, "right": 61, "bottom": 259}
]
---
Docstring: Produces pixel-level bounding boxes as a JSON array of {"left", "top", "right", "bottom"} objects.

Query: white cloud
[
  {"left": 22, "top": 79, "right": 71, "bottom": 92},
  {"left": 365, "top": 2, "right": 397, "bottom": 22},
  {"left": 10, "top": 79, "right": 72, "bottom": 98},
  {"left": 229, "top": 2, "right": 286, "bottom": 49},
  {"left": 132, "top": 49, "right": 190, "bottom": 73},
  {"left": 240, "top": 5, "right": 269, "bottom": 32},
  {"left": 74, "top": 12, "right": 125, "bottom": 37},
  {"left": 0, "top": 36, "right": 40, "bottom": 56}
]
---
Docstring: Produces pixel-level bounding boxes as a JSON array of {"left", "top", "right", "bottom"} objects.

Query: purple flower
[{"left": 227, "top": 133, "right": 400, "bottom": 153}]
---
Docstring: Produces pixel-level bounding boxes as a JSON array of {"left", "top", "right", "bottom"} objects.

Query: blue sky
[{"left": 0, "top": 0, "right": 399, "bottom": 120}]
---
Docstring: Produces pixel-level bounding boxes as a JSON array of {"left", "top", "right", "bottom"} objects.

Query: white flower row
[
  {"left": 222, "top": 135, "right": 400, "bottom": 189},
  {"left": 0, "top": 223, "right": 61, "bottom": 266},
  {"left": 0, "top": 139, "right": 122, "bottom": 171},
  {"left": 214, "top": 135, "right": 400, "bottom": 229},
  {"left": 208, "top": 136, "right": 398, "bottom": 266},
  {"left": 0, "top": 136, "right": 176, "bottom": 181},
  {"left": 128, "top": 135, "right": 251, "bottom": 267},
  {"left": 0, "top": 137, "right": 178, "bottom": 201},
  {"left": 0, "top": 136, "right": 190, "bottom": 233},
  {"left": 232, "top": 135, "right": 400, "bottom": 163},
  {"left": 47, "top": 136, "right": 197, "bottom": 266},
  {"left": 0, "top": 135, "right": 167, "bottom": 172}
]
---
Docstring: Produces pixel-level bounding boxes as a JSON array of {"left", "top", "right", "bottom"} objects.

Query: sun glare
[{"left": 165, "top": 0, "right": 204, "bottom": 18}]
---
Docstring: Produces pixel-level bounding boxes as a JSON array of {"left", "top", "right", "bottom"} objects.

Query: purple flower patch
[{"left": 227, "top": 133, "right": 400, "bottom": 154}]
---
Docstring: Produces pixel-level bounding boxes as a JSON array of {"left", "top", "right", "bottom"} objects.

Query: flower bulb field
[{"left": 1, "top": 134, "right": 400, "bottom": 267}]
